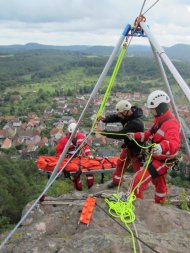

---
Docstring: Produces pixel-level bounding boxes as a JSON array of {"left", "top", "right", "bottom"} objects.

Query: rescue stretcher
[{"left": 36, "top": 156, "right": 118, "bottom": 175}]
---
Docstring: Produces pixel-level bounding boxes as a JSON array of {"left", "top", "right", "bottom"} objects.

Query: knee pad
[{"left": 148, "top": 163, "right": 159, "bottom": 179}]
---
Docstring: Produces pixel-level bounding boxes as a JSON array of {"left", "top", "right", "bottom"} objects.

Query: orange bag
[{"left": 79, "top": 197, "right": 96, "bottom": 226}]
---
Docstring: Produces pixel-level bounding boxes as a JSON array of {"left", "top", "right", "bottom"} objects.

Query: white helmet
[
  {"left": 68, "top": 122, "right": 78, "bottom": 133},
  {"left": 146, "top": 90, "right": 170, "bottom": 108},
  {"left": 116, "top": 100, "right": 131, "bottom": 113}
]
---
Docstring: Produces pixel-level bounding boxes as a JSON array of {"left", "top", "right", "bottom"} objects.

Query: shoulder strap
[{"left": 150, "top": 116, "right": 174, "bottom": 135}]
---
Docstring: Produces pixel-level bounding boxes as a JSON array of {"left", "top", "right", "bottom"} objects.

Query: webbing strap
[
  {"left": 79, "top": 197, "right": 96, "bottom": 225},
  {"left": 92, "top": 44, "right": 127, "bottom": 129},
  {"left": 150, "top": 116, "right": 174, "bottom": 135}
]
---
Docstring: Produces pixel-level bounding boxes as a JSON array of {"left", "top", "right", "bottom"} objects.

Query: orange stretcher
[{"left": 36, "top": 155, "right": 118, "bottom": 175}]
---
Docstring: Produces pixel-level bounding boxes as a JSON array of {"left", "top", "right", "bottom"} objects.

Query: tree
[{"left": 37, "top": 146, "right": 49, "bottom": 155}]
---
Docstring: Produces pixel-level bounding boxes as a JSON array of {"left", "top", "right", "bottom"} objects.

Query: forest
[
  {"left": 0, "top": 48, "right": 190, "bottom": 116},
  {"left": 0, "top": 49, "right": 190, "bottom": 94}
]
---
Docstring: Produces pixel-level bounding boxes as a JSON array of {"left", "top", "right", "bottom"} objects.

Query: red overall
[
  {"left": 56, "top": 132, "right": 94, "bottom": 190},
  {"left": 131, "top": 110, "right": 181, "bottom": 203},
  {"left": 112, "top": 148, "right": 142, "bottom": 185}
]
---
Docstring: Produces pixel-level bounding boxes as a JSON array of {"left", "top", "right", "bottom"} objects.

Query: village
[{"left": 0, "top": 91, "right": 189, "bottom": 160}]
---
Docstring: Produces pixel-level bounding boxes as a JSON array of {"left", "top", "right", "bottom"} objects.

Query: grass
[
  {"left": 6, "top": 82, "right": 56, "bottom": 94},
  {"left": 5, "top": 67, "right": 98, "bottom": 95}
]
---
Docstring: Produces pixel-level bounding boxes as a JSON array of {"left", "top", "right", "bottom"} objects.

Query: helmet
[
  {"left": 116, "top": 100, "right": 131, "bottom": 113},
  {"left": 68, "top": 123, "right": 78, "bottom": 133},
  {"left": 146, "top": 90, "right": 170, "bottom": 109}
]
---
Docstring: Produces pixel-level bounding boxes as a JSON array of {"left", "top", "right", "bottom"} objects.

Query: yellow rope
[
  {"left": 105, "top": 139, "right": 155, "bottom": 253},
  {"left": 91, "top": 44, "right": 127, "bottom": 129},
  {"left": 94, "top": 131, "right": 155, "bottom": 149},
  {"left": 117, "top": 157, "right": 127, "bottom": 193}
]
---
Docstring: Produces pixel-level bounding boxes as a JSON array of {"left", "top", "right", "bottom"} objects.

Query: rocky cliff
[{"left": 1, "top": 182, "right": 190, "bottom": 253}]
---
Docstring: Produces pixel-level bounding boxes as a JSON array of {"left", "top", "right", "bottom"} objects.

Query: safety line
[
  {"left": 92, "top": 44, "right": 127, "bottom": 129},
  {"left": 95, "top": 202, "right": 160, "bottom": 253},
  {"left": 39, "top": 196, "right": 160, "bottom": 253},
  {"left": 142, "top": 0, "right": 160, "bottom": 15},
  {"left": 104, "top": 152, "right": 153, "bottom": 253},
  {"left": 94, "top": 131, "right": 155, "bottom": 149}
]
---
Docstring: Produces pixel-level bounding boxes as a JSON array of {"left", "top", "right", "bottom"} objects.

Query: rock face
[{"left": 1, "top": 183, "right": 190, "bottom": 253}]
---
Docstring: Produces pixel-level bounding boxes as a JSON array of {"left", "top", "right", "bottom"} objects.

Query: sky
[{"left": 0, "top": 0, "right": 189, "bottom": 47}]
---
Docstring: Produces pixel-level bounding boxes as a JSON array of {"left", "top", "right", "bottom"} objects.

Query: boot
[{"left": 107, "top": 181, "right": 118, "bottom": 189}]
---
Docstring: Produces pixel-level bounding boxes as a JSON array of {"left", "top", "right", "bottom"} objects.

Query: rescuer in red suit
[
  {"left": 128, "top": 90, "right": 181, "bottom": 204},
  {"left": 56, "top": 122, "right": 94, "bottom": 190}
]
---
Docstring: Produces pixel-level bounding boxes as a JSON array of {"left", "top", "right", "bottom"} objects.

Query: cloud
[{"left": 0, "top": 0, "right": 189, "bottom": 46}]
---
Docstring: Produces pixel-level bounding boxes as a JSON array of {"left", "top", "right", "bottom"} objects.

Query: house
[
  {"left": 124, "top": 93, "right": 133, "bottom": 99},
  {"left": 53, "top": 121, "right": 64, "bottom": 129},
  {"left": 31, "top": 135, "right": 41, "bottom": 146},
  {"left": 0, "top": 129, "right": 7, "bottom": 139},
  {"left": 27, "top": 118, "right": 40, "bottom": 128},
  {"left": 55, "top": 130, "right": 64, "bottom": 141},
  {"left": 60, "top": 116, "right": 75, "bottom": 125},
  {"left": 50, "top": 128, "right": 64, "bottom": 140},
  {"left": 14, "top": 137, "right": 24, "bottom": 146},
  {"left": 55, "top": 107, "right": 65, "bottom": 115},
  {"left": 177, "top": 105, "right": 189, "bottom": 117},
  {"left": 28, "top": 112, "right": 38, "bottom": 119},
  {"left": 12, "top": 120, "right": 22, "bottom": 127},
  {"left": 39, "top": 137, "right": 49, "bottom": 147},
  {"left": 70, "top": 107, "right": 79, "bottom": 114},
  {"left": 133, "top": 92, "right": 141, "bottom": 101},
  {"left": 0, "top": 129, "right": 8, "bottom": 146},
  {"left": 6, "top": 127, "right": 17, "bottom": 139},
  {"left": 1, "top": 138, "right": 12, "bottom": 149},
  {"left": 4, "top": 115, "right": 18, "bottom": 121},
  {"left": 115, "top": 92, "right": 122, "bottom": 98},
  {"left": 44, "top": 108, "right": 54, "bottom": 114},
  {"left": 20, "top": 123, "right": 27, "bottom": 130},
  {"left": 17, "top": 129, "right": 34, "bottom": 141},
  {"left": 54, "top": 97, "right": 67, "bottom": 103},
  {"left": 25, "top": 144, "right": 38, "bottom": 152}
]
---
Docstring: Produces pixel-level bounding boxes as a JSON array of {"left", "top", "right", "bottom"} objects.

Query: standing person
[
  {"left": 56, "top": 122, "right": 94, "bottom": 190},
  {"left": 97, "top": 100, "right": 144, "bottom": 188},
  {"left": 128, "top": 90, "right": 181, "bottom": 204}
]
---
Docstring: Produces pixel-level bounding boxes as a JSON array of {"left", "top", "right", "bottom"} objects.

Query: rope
[
  {"left": 104, "top": 131, "right": 156, "bottom": 253},
  {"left": 105, "top": 151, "right": 153, "bottom": 253},
  {"left": 94, "top": 131, "right": 155, "bottom": 149},
  {"left": 95, "top": 202, "right": 160, "bottom": 253},
  {"left": 92, "top": 44, "right": 127, "bottom": 129},
  {"left": 39, "top": 196, "right": 160, "bottom": 253},
  {"left": 142, "top": 0, "right": 160, "bottom": 15},
  {"left": 117, "top": 157, "right": 127, "bottom": 193},
  {"left": 139, "top": 0, "right": 147, "bottom": 16}
]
